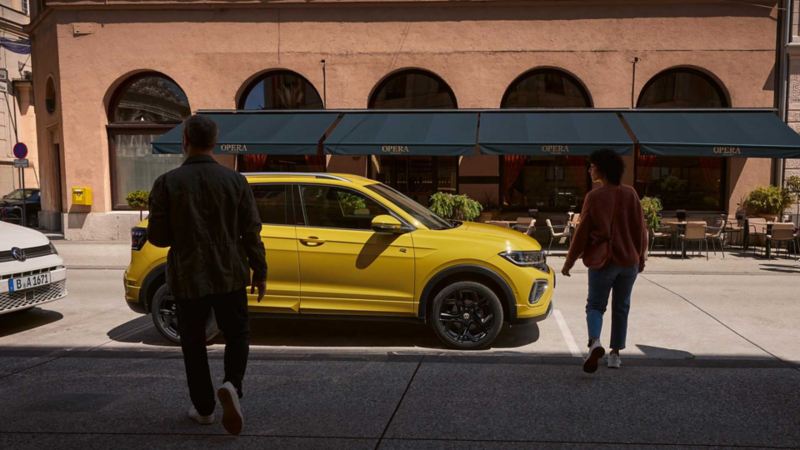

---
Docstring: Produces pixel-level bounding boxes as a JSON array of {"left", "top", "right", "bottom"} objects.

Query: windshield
[
  {"left": 2, "top": 189, "right": 36, "bottom": 201},
  {"left": 367, "top": 183, "right": 453, "bottom": 230}
]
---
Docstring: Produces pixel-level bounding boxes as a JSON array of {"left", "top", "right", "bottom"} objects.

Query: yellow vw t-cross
[{"left": 124, "top": 173, "right": 554, "bottom": 349}]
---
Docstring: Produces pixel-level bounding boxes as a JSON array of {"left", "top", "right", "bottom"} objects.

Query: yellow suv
[{"left": 124, "top": 173, "right": 554, "bottom": 349}]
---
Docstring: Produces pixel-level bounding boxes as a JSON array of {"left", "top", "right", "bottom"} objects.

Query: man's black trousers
[{"left": 176, "top": 288, "right": 249, "bottom": 416}]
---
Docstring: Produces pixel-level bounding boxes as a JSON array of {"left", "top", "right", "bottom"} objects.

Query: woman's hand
[{"left": 561, "top": 260, "right": 574, "bottom": 277}]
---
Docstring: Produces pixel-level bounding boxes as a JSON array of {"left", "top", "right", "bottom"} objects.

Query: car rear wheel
[
  {"left": 150, "top": 284, "right": 219, "bottom": 344},
  {"left": 430, "top": 281, "right": 504, "bottom": 350}
]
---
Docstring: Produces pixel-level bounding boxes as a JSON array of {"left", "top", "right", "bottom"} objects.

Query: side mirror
[{"left": 371, "top": 215, "right": 407, "bottom": 234}]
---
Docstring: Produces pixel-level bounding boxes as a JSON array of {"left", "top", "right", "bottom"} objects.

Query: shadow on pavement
[
  {"left": 0, "top": 308, "right": 63, "bottom": 338},
  {"left": 759, "top": 263, "right": 800, "bottom": 274},
  {"left": 105, "top": 315, "right": 541, "bottom": 350},
  {"left": 636, "top": 344, "right": 695, "bottom": 360}
]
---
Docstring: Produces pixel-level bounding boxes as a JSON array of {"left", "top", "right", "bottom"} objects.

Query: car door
[
  {"left": 249, "top": 183, "right": 300, "bottom": 314},
  {"left": 295, "top": 184, "right": 415, "bottom": 315}
]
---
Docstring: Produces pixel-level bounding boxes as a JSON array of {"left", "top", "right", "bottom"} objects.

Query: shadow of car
[{"left": 0, "top": 188, "right": 41, "bottom": 228}]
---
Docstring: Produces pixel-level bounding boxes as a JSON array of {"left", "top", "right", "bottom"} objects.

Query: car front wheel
[
  {"left": 430, "top": 281, "right": 504, "bottom": 350},
  {"left": 150, "top": 284, "right": 219, "bottom": 344}
]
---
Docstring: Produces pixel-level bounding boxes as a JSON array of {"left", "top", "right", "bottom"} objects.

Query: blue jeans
[{"left": 586, "top": 264, "right": 638, "bottom": 351}]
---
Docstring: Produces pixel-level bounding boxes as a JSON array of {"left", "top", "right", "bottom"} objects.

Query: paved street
[{"left": 1, "top": 242, "right": 799, "bottom": 448}]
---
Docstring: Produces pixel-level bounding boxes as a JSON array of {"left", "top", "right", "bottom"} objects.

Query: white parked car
[{"left": 0, "top": 221, "right": 67, "bottom": 315}]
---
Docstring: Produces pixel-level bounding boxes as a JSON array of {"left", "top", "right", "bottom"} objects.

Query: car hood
[
  {"left": 449, "top": 221, "right": 542, "bottom": 252},
  {"left": 0, "top": 221, "right": 51, "bottom": 250}
]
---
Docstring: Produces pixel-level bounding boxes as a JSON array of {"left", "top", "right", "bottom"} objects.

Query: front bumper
[
  {"left": 0, "top": 266, "right": 68, "bottom": 315},
  {"left": 512, "top": 266, "right": 555, "bottom": 322}
]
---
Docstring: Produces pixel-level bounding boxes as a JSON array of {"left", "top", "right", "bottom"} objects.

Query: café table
[{"left": 661, "top": 220, "right": 688, "bottom": 258}]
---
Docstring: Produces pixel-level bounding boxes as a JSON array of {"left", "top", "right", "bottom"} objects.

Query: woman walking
[{"left": 561, "top": 149, "right": 648, "bottom": 373}]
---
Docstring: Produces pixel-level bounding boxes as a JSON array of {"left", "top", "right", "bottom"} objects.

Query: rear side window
[{"left": 251, "top": 184, "right": 291, "bottom": 225}]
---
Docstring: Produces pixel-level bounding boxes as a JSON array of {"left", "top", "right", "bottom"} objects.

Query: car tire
[
  {"left": 430, "top": 280, "right": 504, "bottom": 350},
  {"left": 150, "top": 284, "right": 219, "bottom": 345}
]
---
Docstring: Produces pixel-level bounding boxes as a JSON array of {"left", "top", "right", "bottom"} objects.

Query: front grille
[
  {"left": 0, "top": 245, "right": 53, "bottom": 263},
  {"left": 0, "top": 267, "right": 59, "bottom": 281},
  {"left": 0, "top": 280, "right": 67, "bottom": 313}
]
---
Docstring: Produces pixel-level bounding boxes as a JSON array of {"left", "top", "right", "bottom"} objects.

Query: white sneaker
[
  {"left": 607, "top": 352, "right": 621, "bottom": 369},
  {"left": 583, "top": 339, "right": 605, "bottom": 373},
  {"left": 188, "top": 406, "right": 215, "bottom": 425},
  {"left": 217, "top": 381, "right": 244, "bottom": 435}
]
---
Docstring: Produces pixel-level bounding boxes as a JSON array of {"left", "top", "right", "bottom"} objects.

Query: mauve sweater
[{"left": 565, "top": 184, "right": 649, "bottom": 269}]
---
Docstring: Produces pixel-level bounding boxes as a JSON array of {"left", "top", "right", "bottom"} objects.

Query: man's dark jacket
[{"left": 147, "top": 155, "right": 267, "bottom": 300}]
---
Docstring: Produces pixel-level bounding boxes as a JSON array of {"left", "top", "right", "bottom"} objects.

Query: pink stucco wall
[{"left": 30, "top": 1, "right": 779, "bottom": 234}]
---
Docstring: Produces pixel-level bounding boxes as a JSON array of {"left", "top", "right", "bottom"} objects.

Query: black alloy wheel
[
  {"left": 430, "top": 281, "right": 504, "bottom": 350},
  {"left": 150, "top": 284, "right": 218, "bottom": 344}
]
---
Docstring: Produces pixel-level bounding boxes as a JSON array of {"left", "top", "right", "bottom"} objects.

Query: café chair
[
  {"left": 545, "top": 219, "right": 569, "bottom": 255},
  {"left": 705, "top": 216, "right": 727, "bottom": 258},
  {"left": 679, "top": 221, "right": 709, "bottom": 260},
  {"left": 765, "top": 223, "right": 798, "bottom": 259}
]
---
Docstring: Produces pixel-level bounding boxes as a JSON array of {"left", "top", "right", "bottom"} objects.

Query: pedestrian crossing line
[{"left": 553, "top": 309, "right": 582, "bottom": 357}]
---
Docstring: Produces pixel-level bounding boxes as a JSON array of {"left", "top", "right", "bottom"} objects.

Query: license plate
[{"left": 8, "top": 272, "right": 51, "bottom": 293}]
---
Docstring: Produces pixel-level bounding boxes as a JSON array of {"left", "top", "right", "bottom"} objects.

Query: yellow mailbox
[{"left": 71, "top": 186, "right": 93, "bottom": 206}]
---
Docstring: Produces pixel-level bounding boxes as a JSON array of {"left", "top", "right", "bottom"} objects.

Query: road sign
[
  {"left": 13, "top": 158, "right": 29, "bottom": 168},
  {"left": 13, "top": 142, "right": 28, "bottom": 159}
]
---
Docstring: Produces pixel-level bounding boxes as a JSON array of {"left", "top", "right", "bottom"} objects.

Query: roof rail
[{"left": 242, "top": 172, "right": 351, "bottom": 182}]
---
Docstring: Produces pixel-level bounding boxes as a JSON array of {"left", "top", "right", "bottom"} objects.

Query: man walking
[{"left": 148, "top": 115, "right": 267, "bottom": 435}]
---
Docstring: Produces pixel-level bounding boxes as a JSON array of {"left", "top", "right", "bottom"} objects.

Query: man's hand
[
  {"left": 638, "top": 262, "right": 645, "bottom": 273},
  {"left": 250, "top": 278, "right": 266, "bottom": 302},
  {"left": 561, "top": 260, "right": 574, "bottom": 277}
]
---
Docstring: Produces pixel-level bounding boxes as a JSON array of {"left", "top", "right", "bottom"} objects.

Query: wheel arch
[
  {"left": 418, "top": 265, "right": 516, "bottom": 323},
  {"left": 139, "top": 263, "right": 166, "bottom": 313}
]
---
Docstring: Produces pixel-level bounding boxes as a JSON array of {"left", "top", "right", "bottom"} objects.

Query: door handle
[{"left": 300, "top": 236, "right": 325, "bottom": 247}]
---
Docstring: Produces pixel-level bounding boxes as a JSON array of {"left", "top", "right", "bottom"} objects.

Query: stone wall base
[{"left": 61, "top": 211, "right": 148, "bottom": 241}]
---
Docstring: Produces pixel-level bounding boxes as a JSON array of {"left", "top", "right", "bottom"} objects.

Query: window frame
[
  {"left": 293, "top": 184, "right": 411, "bottom": 231},
  {"left": 107, "top": 125, "right": 179, "bottom": 210}
]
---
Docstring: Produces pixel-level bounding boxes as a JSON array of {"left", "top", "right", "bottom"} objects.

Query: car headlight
[
  {"left": 49, "top": 242, "right": 59, "bottom": 255},
  {"left": 499, "top": 250, "right": 548, "bottom": 271}
]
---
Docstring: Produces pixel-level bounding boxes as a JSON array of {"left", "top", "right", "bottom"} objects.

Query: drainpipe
[{"left": 775, "top": 0, "right": 791, "bottom": 188}]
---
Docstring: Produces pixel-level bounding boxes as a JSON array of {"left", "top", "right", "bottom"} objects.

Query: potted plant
[
  {"left": 785, "top": 175, "right": 800, "bottom": 223},
  {"left": 429, "top": 192, "right": 483, "bottom": 221},
  {"left": 742, "top": 185, "right": 793, "bottom": 222},
  {"left": 126, "top": 190, "right": 149, "bottom": 220},
  {"left": 640, "top": 196, "right": 663, "bottom": 230}
]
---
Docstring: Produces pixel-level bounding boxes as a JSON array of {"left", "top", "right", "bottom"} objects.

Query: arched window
[
  {"left": 502, "top": 68, "right": 592, "bottom": 108},
  {"left": 637, "top": 68, "right": 729, "bottom": 108},
  {"left": 239, "top": 70, "right": 323, "bottom": 110},
  {"left": 237, "top": 70, "right": 325, "bottom": 172},
  {"left": 500, "top": 69, "right": 592, "bottom": 212},
  {"left": 636, "top": 68, "right": 729, "bottom": 211},
  {"left": 368, "top": 69, "right": 458, "bottom": 205},
  {"left": 107, "top": 72, "right": 190, "bottom": 209},
  {"left": 369, "top": 69, "right": 457, "bottom": 109}
]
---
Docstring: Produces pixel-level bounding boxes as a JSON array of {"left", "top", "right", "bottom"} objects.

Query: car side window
[
  {"left": 299, "top": 185, "right": 389, "bottom": 230},
  {"left": 251, "top": 184, "right": 291, "bottom": 225}
]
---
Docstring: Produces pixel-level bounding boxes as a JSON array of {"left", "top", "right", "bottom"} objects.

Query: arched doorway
[
  {"left": 107, "top": 72, "right": 190, "bottom": 209},
  {"left": 237, "top": 70, "right": 325, "bottom": 172},
  {"left": 636, "top": 68, "right": 730, "bottom": 211},
  {"left": 368, "top": 69, "right": 458, "bottom": 205},
  {"left": 500, "top": 68, "right": 593, "bottom": 212}
]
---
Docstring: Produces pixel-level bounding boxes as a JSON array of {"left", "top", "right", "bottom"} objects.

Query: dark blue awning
[
  {"left": 324, "top": 112, "right": 479, "bottom": 156},
  {"left": 622, "top": 110, "right": 800, "bottom": 158},
  {"left": 478, "top": 111, "right": 633, "bottom": 156},
  {"left": 151, "top": 112, "right": 340, "bottom": 155}
]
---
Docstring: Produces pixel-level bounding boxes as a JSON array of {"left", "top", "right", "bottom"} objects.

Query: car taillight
[{"left": 131, "top": 227, "right": 147, "bottom": 251}]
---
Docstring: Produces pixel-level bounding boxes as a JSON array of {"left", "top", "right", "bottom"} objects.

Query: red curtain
[
  {"left": 242, "top": 154, "right": 268, "bottom": 171},
  {"left": 503, "top": 155, "right": 527, "bottom": 202}
]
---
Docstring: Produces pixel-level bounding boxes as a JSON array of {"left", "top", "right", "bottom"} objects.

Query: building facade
[
  {"left": 0, "top": 0, "right": 37, "bottom": 197},
  {"left": 28, "top": 0, "right": 783, "bottom": 239}
]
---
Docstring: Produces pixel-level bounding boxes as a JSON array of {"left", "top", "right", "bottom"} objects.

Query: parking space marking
[{"left": 553, "top": 309, "right": 582, "bottom": 357}]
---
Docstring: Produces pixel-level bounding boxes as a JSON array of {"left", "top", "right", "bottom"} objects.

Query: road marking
[{"left": 553, "top": 309, "right": 582, "bottom": 357}]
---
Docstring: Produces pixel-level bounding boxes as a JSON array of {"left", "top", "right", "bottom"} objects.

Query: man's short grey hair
[{"left": 183, "top": 115, "right": 218, "bottom": 150}]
